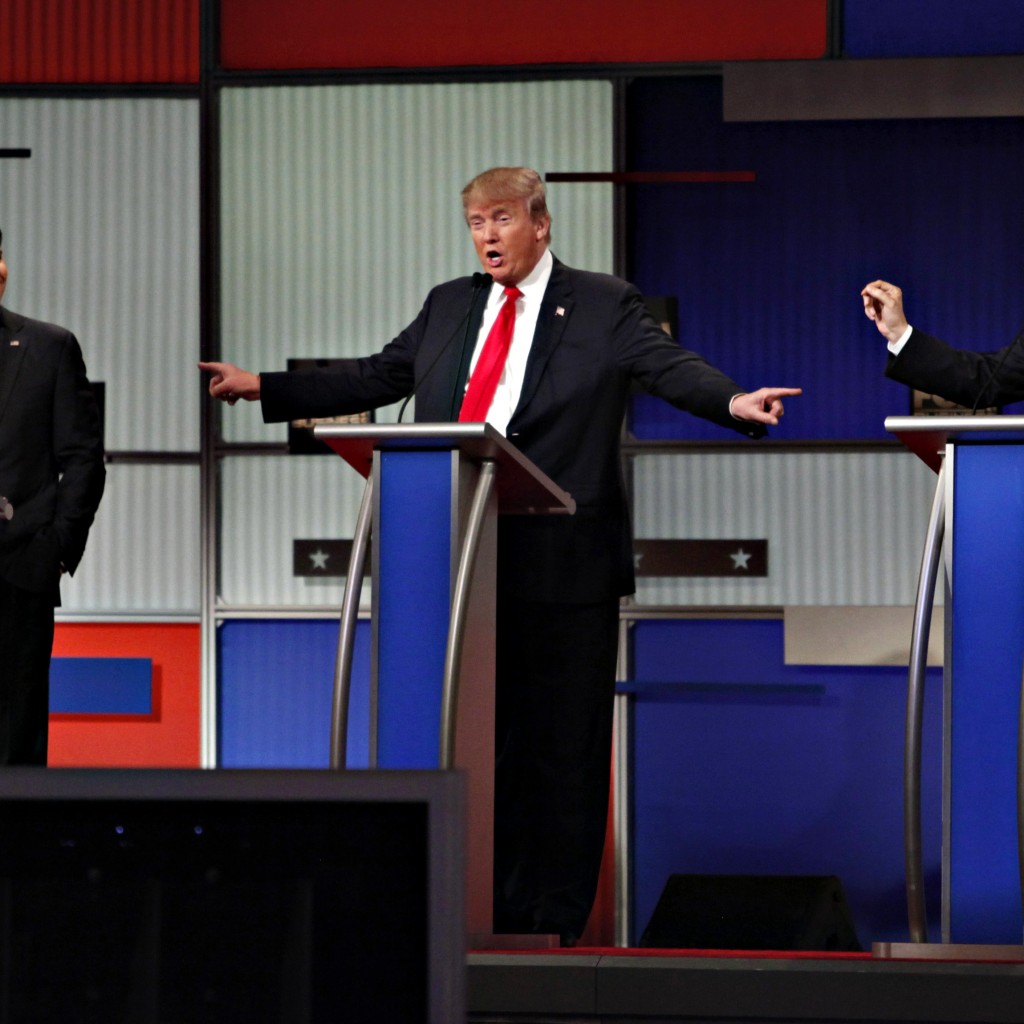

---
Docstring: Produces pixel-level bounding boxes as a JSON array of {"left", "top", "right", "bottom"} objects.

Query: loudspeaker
[{"left": 639, "top": 874, "right": 862, "bottom": 951}]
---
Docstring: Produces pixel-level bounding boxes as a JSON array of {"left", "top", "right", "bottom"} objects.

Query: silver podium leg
[
  {"left": 329, "top": 476, "right": 374, "bottom": 770},
  {"left": 906, "top": 459, "right": 945, "bottom": 942},
  {"left": 439, "top": 459, "right": 497, "bottom": 770}
]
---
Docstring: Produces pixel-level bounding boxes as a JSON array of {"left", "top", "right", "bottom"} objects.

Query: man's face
[
  {"left": 0, "top": 247, "right": 6, "bottom": 305},
  {"left": 466, "top": 198, "right": 549, "bottom": 287}
]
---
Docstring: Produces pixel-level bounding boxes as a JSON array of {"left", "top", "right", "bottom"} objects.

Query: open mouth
[{"left": 486, "top": 250, "right": 502, "bottom": 265}]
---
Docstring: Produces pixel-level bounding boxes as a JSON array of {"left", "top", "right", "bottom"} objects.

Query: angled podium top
[
  {"left": 314, "top": 422, "right": 576, "bottom": 515},
  {"left": 886, "top": 415, "right": 1024, "bottom": 473}
]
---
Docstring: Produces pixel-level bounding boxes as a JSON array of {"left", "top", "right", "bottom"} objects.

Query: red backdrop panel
[
  {"left": 221, "top": 0, "right": 827, "bottom": 70},
  {"left": 48, "top": 622, "right": 201, "bottom": 767},
  {"left": 0, "top": 0, "right": 199, "bottom": 83}
]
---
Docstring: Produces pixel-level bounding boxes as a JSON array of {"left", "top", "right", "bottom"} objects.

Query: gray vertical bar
[{"left": 198, "top": 0, "right": 220, "bottom": 769}]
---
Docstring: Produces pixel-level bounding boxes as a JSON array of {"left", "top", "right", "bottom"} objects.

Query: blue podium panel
[
  {"left": 376, "top": 449, "right": 454, "bottom": 768},
  {"left": 950, "top": 442, "right": 1024, "bottom": 943}
]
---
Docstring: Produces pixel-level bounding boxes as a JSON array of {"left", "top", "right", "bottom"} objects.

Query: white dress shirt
[
  {"left": 464, "top": 248, "right": 553, "bottom": 436},
  {"left": 888, "top": 323, "right": 914, "bottom": 356}
]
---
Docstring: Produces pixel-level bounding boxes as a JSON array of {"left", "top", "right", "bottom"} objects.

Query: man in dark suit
[
  {"left": 202, "top": 167, "right": 800, "bottom": 943},
  {"left": 0, "top": 228, "right": 106, "bottom": 765},
  {"left": 862, "top": 277, "right": 1024, "bottom": 405}
]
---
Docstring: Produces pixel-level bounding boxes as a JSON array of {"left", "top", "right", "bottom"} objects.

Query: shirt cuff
[
  {"left": 728, "top": 393, "right": 744, "bottom": 420},
  {"left": 888, "top": 324, "right": 914, "bottom": 357}
]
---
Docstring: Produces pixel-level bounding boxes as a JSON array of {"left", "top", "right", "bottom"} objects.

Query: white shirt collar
[
  {"left": 471, "top": 248, "right": 553, "bottom": 435},
  {"left": 487, "top": 246, "right": 553, "bottom": 307}
]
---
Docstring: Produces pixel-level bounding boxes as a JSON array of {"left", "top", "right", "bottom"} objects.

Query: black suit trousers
[
  {"left": 493, "top": 592, "right": 620, "bottom": 940},
  {"left": 0, "top": 578, "right": 53, "bottom": 765}
]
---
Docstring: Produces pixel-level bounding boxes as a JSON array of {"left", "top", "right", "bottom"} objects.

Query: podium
[
  {"left": 314, "top": 422, "right": 574, "bottom": 944},
  {"left": 885, "top": 415, "right": 1024, "bottom": 954}
]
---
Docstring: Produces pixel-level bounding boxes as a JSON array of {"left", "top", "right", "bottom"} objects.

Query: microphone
[
  {"left": 397, "top": 272, "right": 491, "bottom": 423},
  {"left": 971, "top": 321, "right": 1024, "bottom": 414}
]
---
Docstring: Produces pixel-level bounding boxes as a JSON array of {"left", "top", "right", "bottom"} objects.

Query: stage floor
[{"left": 467, "top": 946, "right": 1024, "bottom": 1023}]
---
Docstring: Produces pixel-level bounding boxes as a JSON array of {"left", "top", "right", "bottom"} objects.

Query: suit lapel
[
  {"left": 447, "top": 283, "right": 489, "bottom": 420},
  {"left": 0, "top": 307, "right": 27, "bottom": 425},
  {"left": 513, "top": 258, "right": 574, "bottom": 422}
]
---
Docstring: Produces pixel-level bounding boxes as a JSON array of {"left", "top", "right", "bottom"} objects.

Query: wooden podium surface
[{"left": 316, "top": 422, "right": 575, "bottom": 515}]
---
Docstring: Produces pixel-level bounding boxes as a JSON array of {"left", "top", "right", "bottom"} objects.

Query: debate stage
[
  {"left": 2, "top": 770, "right": 1022, "bottom": 1022},
  {"left": 466, "top": 946, "right": 1024, "bottom": 1023}
]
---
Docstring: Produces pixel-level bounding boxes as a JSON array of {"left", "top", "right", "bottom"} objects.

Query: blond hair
[{"left": 461, "top": 167, "right": 552, "bottom": 242}]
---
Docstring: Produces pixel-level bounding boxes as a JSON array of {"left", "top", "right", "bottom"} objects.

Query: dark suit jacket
[
  {"left": 887, "top": 328, "right": 1024, "bottom": 409},
  {"left": 0, "top": 307, "right": 106, "bottom": 601},
  {"left": 261, "top": 258, "right": 764, "bottom": 602}
]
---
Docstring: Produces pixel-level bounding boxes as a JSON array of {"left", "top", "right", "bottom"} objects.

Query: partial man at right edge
[{"left": 862, "top": 278, "right": 1024, "bottom": 407}]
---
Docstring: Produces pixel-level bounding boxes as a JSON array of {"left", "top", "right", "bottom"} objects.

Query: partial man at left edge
[{"left": 0, "top": 227, "right": 106, "bottom": 765}]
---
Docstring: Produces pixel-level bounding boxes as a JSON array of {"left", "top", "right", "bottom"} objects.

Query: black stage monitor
[{"left": 0, "top": 768, "right": 464, "bottom": 1023}]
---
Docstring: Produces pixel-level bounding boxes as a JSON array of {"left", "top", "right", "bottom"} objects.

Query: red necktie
[{"left": 458, "top": 286, "right": 522, "bottom": 422}]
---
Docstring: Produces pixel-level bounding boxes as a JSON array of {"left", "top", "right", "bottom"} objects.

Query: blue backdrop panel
[
  {"left": 49, "top": 657, "right": 152, "bottom": 715},
  {"left": 218, "top": 619, "right": 371, "bottom": 768},
  {"left": 626, "top": 77, "right": 1024, "bottom": 440},
  {"left": 949, "top": 442, "right": 1024, "bottom": 943},
  {"left": 628, "top": 619, "right": 942, "bottom": 946},
  {"left": 844, "top": 1, "right": 1024, "bottom": 58},
  {"left": 376, "top": 449, "right": 453, "bottom": 768}
]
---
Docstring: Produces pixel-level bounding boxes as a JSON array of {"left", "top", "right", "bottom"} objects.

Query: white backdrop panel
[
  {"left": 56, "top": 462, "right": 200, "bottom": 615},
  {"left": 218, "top": 455, "right": 371, "bottom": 609},
  {"left": 631, "top": 449, "right": 940, "bottom": 607},
  {"left": 0, "top": 98, "right": 200, "bottom": 451}
]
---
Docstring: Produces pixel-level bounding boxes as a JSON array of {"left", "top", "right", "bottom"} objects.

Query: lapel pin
[
  {"left": 10, "top": 340, "right": 20, "bottom": 346},
  {"left": 555, "top": 306, "right": 565, "bottom": 317}
]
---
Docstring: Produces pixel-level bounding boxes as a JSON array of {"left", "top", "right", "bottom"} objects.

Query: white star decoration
[
  {"left": 309, "top": 548, "right": 330, "bottom": 571},
  {"left": 730, "top": 548, "right": 752, "bottom": 570}
]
